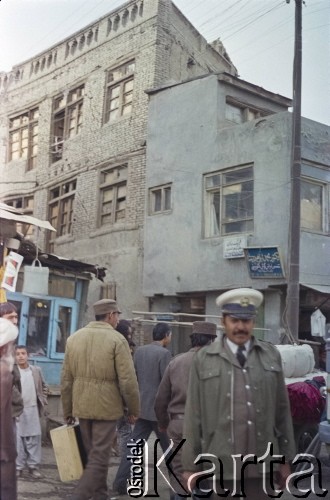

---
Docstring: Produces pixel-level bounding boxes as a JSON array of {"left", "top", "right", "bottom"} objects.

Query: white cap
[
  {"left": 0, "top": 318, "right": 18, "bottom": 347},
  {"left": 216, "top": 288, "right": 263, "bottom": 319}
]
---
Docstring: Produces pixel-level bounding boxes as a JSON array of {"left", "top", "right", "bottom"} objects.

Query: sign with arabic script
[
  {"left": 223, "top": 235, "right": 247, "bottom": 259},
  {"left": 244, "top": 247, "right": 285, "bottom": 278}
]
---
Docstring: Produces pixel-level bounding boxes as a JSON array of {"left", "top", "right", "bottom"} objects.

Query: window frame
[
  {"left": 51, "top": 84, "right": 84, "bottom": 162},
  {"left": 4, "top": 195, "right": 34, "bottom": 237},
  {"left": 104, "top": 60, "right": 135, "bottom": 124},
  {"left": 98, "top": 164, "right": 128, "bottom": 226},
  {"left": 225, "top": 97, "right": 270, "bottom": 125},
  {"left": 149, "top": 183, "right": 172, "bottom": 215},
  {"left": 204, "top": 165, "right": 254, "bottom": 238},
  {"left": 300, "top": 177, "right": 328, "bottom": 234},
  {"left": 48, "top": 179, "right": 77, "bottom": 251},
  {"left": 8, "top": 108, "right": 39, "bottom": 170}
]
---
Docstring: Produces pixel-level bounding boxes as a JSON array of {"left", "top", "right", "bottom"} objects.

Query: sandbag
[{"left": 275, "top": 344, "right": 315, "bottom": 378}]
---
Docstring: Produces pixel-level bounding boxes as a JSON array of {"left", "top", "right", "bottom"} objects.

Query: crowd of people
[{"left": 0, "top": 288, "right": 296, "bottom": 500}]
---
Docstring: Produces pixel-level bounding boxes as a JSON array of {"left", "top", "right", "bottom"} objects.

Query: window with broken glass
[
  {"left": 9, "top": 108, "right": 39, "bottom": 170},
  {"left": 204, "top": 166, "right": 254, "bottom": 237},
  {"left": 301, "top": 178, "right": 327, "bottom": 233},
  {"left": 48, "top": 180, "right": 76, "bottom": 252},
  {"left": 4, "top": 195, "right": 34, "bottom": 238},
  {"left": 99, "top": 165, "right": 127, "bottom": 225},
  {"left": 51, "top": 85, "right": 84, "bottom": 162},
  {"left": 104, "top": 60, "right": 135, "bottom": 123}
]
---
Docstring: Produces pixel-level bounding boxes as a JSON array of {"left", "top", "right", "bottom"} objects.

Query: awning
[
  {"left": 0, "top": 203, "right": 56, "bottom": 231},
  {"left": 18, "top": 239, "right": 106, "bottom": 281},
  {"left": 301, "top": 283, "right": 330, "bottom": 294}
]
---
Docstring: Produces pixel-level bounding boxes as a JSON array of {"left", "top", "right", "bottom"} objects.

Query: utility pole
[{"left": 285, "top": 0, "right": 302, "bottom": 341}]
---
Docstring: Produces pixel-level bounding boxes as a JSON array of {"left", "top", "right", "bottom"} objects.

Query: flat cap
[
  {"left": 0, "top": 318, "right": 18, "bottom": 347},
  {"left": 191, "top": 321, "right": 217, "bottom": 336},
  {"left": 216, "top": 288, "right": 263, "bottom": 319},
  {"left": 93, "top": 299, "right": 122, "bottom": 316}
]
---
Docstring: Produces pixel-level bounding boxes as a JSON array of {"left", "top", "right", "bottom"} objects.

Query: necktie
[{"left": 236, "top": 345, "right": 246, "bottom": 367}]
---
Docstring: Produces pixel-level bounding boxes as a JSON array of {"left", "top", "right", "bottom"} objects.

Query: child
[{"left": 15, "top": 345, "right": 48, "bottom": 478}]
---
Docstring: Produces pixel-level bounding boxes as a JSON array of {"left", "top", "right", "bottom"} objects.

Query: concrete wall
[{"left": 143, "top": 74, "right": 330, "bottom": 335}]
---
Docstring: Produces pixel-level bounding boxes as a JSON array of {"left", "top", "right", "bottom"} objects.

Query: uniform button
[
  {"left": 257, "top": 431, "right": 261, "bottom": 436},
  {"left": 256, "top": 408, "right": 260, "bottom": 413},
  {"left": 245, "top": 385, "right": 250, "bottom": 390},
  {"left": 247, "top": 401, "right": 252, "bottom": 406},
  {"left": 284, "top": 439, "right": 288, "bottom": 443},
  {"left": 228, "top": 438, "right": 231, "bottom": 443},
  {"left": 247, "top": 420, "right": 252, "bottom": 425},
  {"left": 227, "top": 415, "right": 231, "bottom": 420},
  {"left": 242, "top": 369, "right": 247, "bottom": 374},
  {"left": 227, "top": 393, "right": 231, "bottom": 398},
  {"left": 228, "top": 371, "right": 232, "bottom": 375},
  {"left": 270, "top": 366, "right": 274, "bottom": 370},
  {"left": 254, "top": 386, "right": 258, "bottom": 390}
]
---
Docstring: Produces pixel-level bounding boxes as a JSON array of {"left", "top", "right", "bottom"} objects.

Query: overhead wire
[
  {"left": 214, "top": 2, "right": 285, "bottom": 42},
  {"left": 198, "top": 0, "right": 249, "bottom": 29}
]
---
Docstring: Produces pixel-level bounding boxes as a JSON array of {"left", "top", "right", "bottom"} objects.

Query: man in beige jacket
[{"left": 61, "top": 299, "right": 140, "bottom": 500}]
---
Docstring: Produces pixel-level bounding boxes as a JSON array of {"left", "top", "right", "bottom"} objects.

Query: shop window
[
  {"left": 56, "top": 305, "right": 73, "bottom": 353},
  {"left": 26, "top": 299, "right": 51, "bottom": 356}
]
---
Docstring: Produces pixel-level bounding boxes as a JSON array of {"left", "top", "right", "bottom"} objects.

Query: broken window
[
  {"left": 4, "top": 195, "right": 34, "bottom": 238},
  {"left": 99, "top": 165, "right": 127, "bottom": 225},
  {"left": 104, "top": 60, "right": 135, "bottom": 123},
  {"left": 48, "top": 179, "right": 76, "bottom": 252},
  {"left": 301, "top": 178, "right": 325, "bottom": 232},
  {"left": 9, "top": 108, "right": 39, "bottom": 170},
  {"left": 51, "top": 85, "right": 84, "bottom": 162},
  {"left": 204, "top": 166, "right": 254, "bottom": 237}
]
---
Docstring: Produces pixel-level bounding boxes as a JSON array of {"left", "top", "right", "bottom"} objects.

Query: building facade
[
  {"left": 143, "top": 73, "right": 330, "bottom": 352},
  {"left": 0, "top": 0, "right": 236, "bottom": 324}
]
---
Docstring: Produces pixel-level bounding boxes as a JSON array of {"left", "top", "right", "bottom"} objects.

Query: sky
[{"left": 0, "top": 0, "right": 329, "bottom": 125}]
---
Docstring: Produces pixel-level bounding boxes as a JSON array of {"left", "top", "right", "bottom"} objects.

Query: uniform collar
[{"left": 225, "top": 337, "right": 251, "bottom": 354}]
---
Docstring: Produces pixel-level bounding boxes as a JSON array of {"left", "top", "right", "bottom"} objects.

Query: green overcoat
[{"left": 182, "top": 336, "right": 296, "bottom": 479}]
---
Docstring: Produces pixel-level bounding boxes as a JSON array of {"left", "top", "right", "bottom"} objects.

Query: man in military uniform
[{"left": 182, "top": 288, "right": 296, "bottom": 499}]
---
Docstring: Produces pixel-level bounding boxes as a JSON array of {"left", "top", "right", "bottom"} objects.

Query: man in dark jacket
[
  {"left": 155, "top": 321, "right": 217, "bottom": 499},
  {"left": 113, "top": 322, "right": 172, "bottom": 495}
]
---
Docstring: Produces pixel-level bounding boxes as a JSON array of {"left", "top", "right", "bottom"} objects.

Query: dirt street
[{"left": 17, "top": 442, "right": 330, "bottom": 499}]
